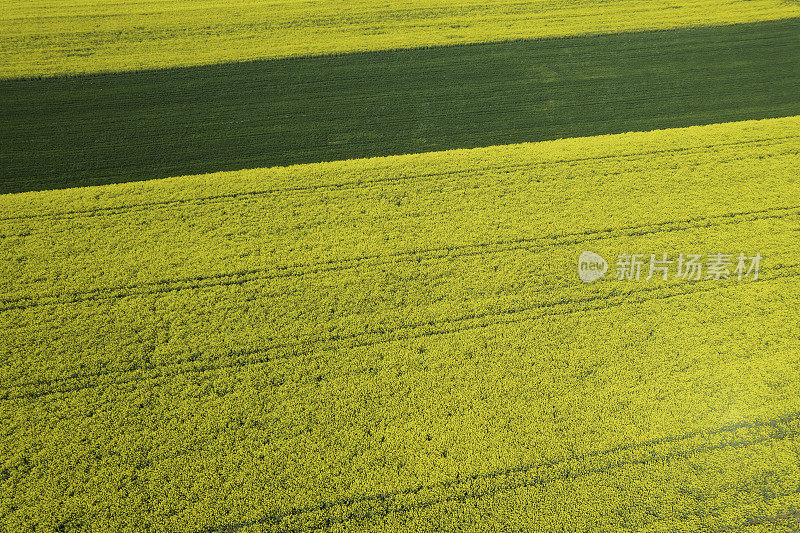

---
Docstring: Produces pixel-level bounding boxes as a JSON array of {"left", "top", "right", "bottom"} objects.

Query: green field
[
  {"left": 2, "top": 0, "right": 800, "bottom": 531},
  {"left": 2, "top": 117, "right": 800, "bottom": 530},
  {"left": 2, "top": 18, "right": 799, "bottom": 194},
  {"left": 2, "top": 0, "right": 798, "bottom": 78}
]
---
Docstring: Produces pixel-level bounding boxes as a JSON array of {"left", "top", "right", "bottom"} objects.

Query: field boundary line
[
  {"left": 4, "top": 141, "right": 798, "bottom": 241},
  {"left": 0, "top": 135, "right": 797, "bottom": 226}
]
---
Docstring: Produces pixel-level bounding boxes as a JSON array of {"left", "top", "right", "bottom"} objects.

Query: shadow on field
[{"left": 1, "top": 18, "right": 798, "bottom": 194}]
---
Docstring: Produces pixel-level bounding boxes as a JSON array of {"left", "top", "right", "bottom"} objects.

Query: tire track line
[
  {"left": 1, "top": 204, "right": 798, "bottom": 313},
  {"left": 3, "top": 264, "right": 797, "bottom": 402},
  {"left": 1, "top": 135, "right": 796, "bottom": 225},
  {"left": 198, "top": 412, "right": 800, "bottom": 532},
  {"left": 4, "top": 142, "right": 798, "bottom": 241}
]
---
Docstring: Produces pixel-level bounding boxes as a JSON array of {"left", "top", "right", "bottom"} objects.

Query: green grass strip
[{"left": 1, "top": 18, "right": 799, "bottom": 194}]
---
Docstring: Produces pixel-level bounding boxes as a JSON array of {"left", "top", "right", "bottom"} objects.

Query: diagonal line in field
[
  {"left": 0, "top": 135, "right": 796, "bottom": 226},
  {"left": 3, "top": 264, "right": 797, "bottom": 402},
  {"left": 197, "top": 410, "right": 800, "bottom": 532},
  {"left": 1, "top": 203, "right": 798, "bottom": 313}
]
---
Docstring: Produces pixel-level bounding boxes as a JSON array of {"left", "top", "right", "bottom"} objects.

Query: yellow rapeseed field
[
  {"left": 1, "top": 0, "right": 798, "bottom": 78},
  {"left": 1, "top": 117, "right": 799, "bottom": 530}
]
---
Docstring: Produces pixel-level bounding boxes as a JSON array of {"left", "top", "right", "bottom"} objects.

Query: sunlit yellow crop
[
  {"left": 1, "top": 117, "right": 800, "bottom": 530},
  {"left": 1, "top": 0, "right": 799, "bottom": 78}
]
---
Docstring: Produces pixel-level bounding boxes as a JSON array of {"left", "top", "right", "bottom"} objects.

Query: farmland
[
  {"left": 2, "top": 17, "right": 799, "bottom": 194},
  {"left": 2, "top": 117, "right": 800, "bottom": 530},
  {"left": 2, "top": 0, "right": 800, "bottom": 531},
  {"left": 1, "top": 0, "right": 799, "bottom": 78}
]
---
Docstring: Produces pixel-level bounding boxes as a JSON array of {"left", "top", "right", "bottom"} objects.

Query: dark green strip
[{"left": 1, "top": 18, "right": 798, "bottom": 194}]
